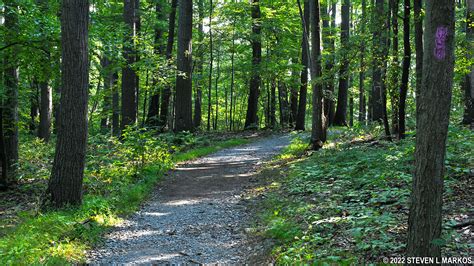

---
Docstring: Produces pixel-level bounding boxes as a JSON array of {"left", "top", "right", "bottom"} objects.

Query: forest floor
[{"left": 87, "top": 134, "right": 291, "bottom": 264}]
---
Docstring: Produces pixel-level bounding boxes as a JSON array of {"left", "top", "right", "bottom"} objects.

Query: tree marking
[{"left": 434, "top": 26, "right": 448, "bottom": 60}]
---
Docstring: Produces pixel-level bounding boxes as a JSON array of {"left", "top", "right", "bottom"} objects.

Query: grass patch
[
  {"left": 0, "top": 130, "right": 253, "bottom": 265},
  {"left": 259, "top": 126, "right": 473, "bottom": 264}
]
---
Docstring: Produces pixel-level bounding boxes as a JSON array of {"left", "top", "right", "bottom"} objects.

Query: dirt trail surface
[{"left": 88, "top": 134, "right": 290, "bottom": 265}]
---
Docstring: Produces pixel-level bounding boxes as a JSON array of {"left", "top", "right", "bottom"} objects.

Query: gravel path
[{"left": 88, "top": 134, "right": 290, "bottom": 265}]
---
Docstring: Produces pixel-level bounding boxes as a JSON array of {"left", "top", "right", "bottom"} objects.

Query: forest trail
[{"left": 88, "top": 134, "right": 290, "bottom": 264}]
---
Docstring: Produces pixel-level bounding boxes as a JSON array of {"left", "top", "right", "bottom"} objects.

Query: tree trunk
[
  {"left": 278, "top": 82, "right": 289, "bottom": 128},
  {"left": 214, "top": 36, "right": 221, "bottom": 130},
  {"left": 389, "top": 0, "right": 400, "bottom": 134},
  {"left": 407, "top": 0, "right": 455, "bottom": 257},
  {"left": 310, "top": 0, "right": 325, "bottom": 149},
  {"left": 462, "top": 0, "right": 474, "bottom": 127},
  {"left": 29, "top": 83, "right": 39, "bottom": 133},
  {"left": 359, "top": 0, "right": 367, "bottom": 123},
  {"left": 121, "top": 0, "right": 138, "bottom": 130},
  {"left": 290, "top": 59, "right": 299, "bottom": 127},
  {"left": 159, "top": 0, "right": 177, "bottom": 130},
  {"left": 0, "top": 107, "right": 8, "bottom": 189},
  {"left": 398, "top": 0, "right": 411, "bottom": 139},
  {"left": 244, "top": 0, "right": 262, "bottom": 129},
  {"left": 382, "top": 0, "right": 392, "bottom": 140},
  {"left": 3, "top": 0, "right": 19, "bottom": 180},
  {"left": 323, "top": 1, "right": 336, "bottom": 126},
  {"left": 207, "top": 0, "right": 214, "bottom": 131},
  {"left": 112, "top": 72, "right": 120, "bottom": 136},
  {"left": 414, "top": 0, "right": 423, "bottom": 101},
  {"left": 270, "top": 79, "right": 277, "bottom": 128},
  {"left": 333, "top": 0, "right": 350, "bottom": 126},
  {"left": 147, "top": 0, "right": 166, "bottom": 127},
  {"left": 295, "top": 0, "right": 309, "bottom": 131},
  {"left": 174, "top": 0, "right": 193, "bottom": 131},
  {"left": 194, "top": 0, "right": 205, "bottom": 130},
  {"left": 370, "top": 0, "right": 385, "bottom": 122},
  {"left": 48, "top": 0, "right": 89, "bottom": 207},
  {"left": 229, "top": 20, "right": 236, "bottom": 131}
]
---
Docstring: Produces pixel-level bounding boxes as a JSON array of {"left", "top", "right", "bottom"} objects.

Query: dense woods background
[{"left": 0, "top": 0, "right": 472, "bottom": 264}]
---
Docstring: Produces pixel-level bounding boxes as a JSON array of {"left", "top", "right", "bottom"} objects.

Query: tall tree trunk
[
  {"left": 310, "top": 0, "right": 325, "bottom": 149},
  {"left": 100, "top": 58, "right": 115, "bottom": 131},
  {"left": 37, "top": 0, "right": 52, "bottom": 142},
  {"left": 3, "top": 0, "right": 19, "bottom": 180},
  {"left": 278, "top": 82, "right": 289, "bottom": 128},
  {"left": 359, "top": 0, "right": 367, "bottom": 123},
  {"left": 295, "top": 0, "right": 309, "bottom": 131},
  {"left": 414, "top": 0, "right": 423, "bottom": 101},
  {"left": 333, "top": 0, "right": 350, "bottom": 126},
  {"left": 398, "top": 0, "right": 412, "bottom": 138},
  {"left": 389, "top": 0, "right": 400, "bottom": 134},
  {"left": 290, "top": 59, "right": 299, "bottom": 127},
  {"left": 270, "top": 79, "right": 277, "bottom": 128},
  {"left": 194, "top": 0, "right": 205, "bottom": 130},
  {"left": 244, "top": 0, "right": 262, "bottom": 129},
  {"left": 462, "top": 0, "right": 474, "bottom": 127},
  {"left": 112, "top": 72, "right": 120, "bottom": 136},
  {"left": 207, "top": 0, "right": 214, "bottom": 131},
  {"left": 370, "top": 0, "right": 385, "bottom": 122},
  {"left": 159, "top": 0, "right": 177, "bottom": 130},
  {"left": 174, "top": 0, "right": 193, "bottom": 131},
  {"left": 147, "top": 0, "right": 166, "bottom": 127},
  {"left": 0, "top": 108, "right": 8, "bottom": 189},
  {"left": 382, "top": 0, "right": 392, "bottom": 140},
  {"left": 29, "top": 83, "right": 39, "bottom": 133},
  {"left": 407, "top": 0, "right": 455, "bottom": 257},
  {"left": 121, "top": 0, "right": 138, "bottom": 130},
  {"left": 229, "top": 20, "right": 236, "bottom": 131},
  {"left": 48, "top": 0, "right": 89, "bottom": 207},
  {"left": 324, "top": 1, "right": 337, "bottom": 126},
  {"left": 214, "top": 36, "right": 221, "bottom": 130}
]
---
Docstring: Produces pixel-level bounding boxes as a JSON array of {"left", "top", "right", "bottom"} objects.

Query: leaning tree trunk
[
  {"left": 244, "top": 0, "right": 262, "bottom": 129},
  {"left": 462, "top": 0, "right": 474, "bottom": 127},
  {"left": 48, "top": 0, "right": 90, "bottom": 207},
  {"left": 407, "top": 0, "right": 455, "bottom": 258},
  {"left": 333, "top": 0, "right": 350, "bottom": 126},
  {"left": 295, "top": 0, "right": 309, "bottom": 131},
  {"left": 310, "top": 0, "right": 325, "bottom": 149},
  {"left": 174, "top": 0, "right": 193, "bottom": 131},
  {"left": 3, "top": 0, "right": 19, "bottom": 180},
  {"left": 121, "top": 0, "right": 138, "bottom": 130},
  {"left": 398, "top": 0, "right": 412, "bottom": 139}
]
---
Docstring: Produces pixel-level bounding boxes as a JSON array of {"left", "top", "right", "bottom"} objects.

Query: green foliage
[{"left": 259, "top": 126, "right": 473, "bottom": 264}]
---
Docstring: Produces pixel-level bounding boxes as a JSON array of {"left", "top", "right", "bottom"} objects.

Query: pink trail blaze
[{"left": 434, "top": 26, "right": 448, "bottom": 60}]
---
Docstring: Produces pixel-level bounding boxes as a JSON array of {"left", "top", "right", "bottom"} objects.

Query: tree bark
[
  {"left": 295, "top": 0, "right": 309, "bottom": 131},
  {"left": 48, "top": 0, "right": 90, "bottom": 207},
  {"left": 398, "top": 0, "right": 411, "bottom": 138},
  {"left": 244, "top": 0, "right": 262, "bottom": 129},
  {"left": 462, "top": 0, "right": 474, "bottom": 127},
  {"left": 159, "top": 0, "right": 177, "bottom": 130},
  {"left": 389, "top": 0, "right": 400, "bottom": 134},
  {"left": 121, "top": 0, "right": 138, "bottom": 130},
  {"left": 147, "top": 0, "right": 166, "bottom": 127},
  {"left": 370, "top": 0, "right": 385, "bottom": 122},
  {"left": 174, "top": 0, "right": 193, "bottom": 131},
  {"left": 3, "top": 0, "right": 19, "bottom": 180},
  {"left": 207, "top": 0, "right": 214, "bottom": 131},
  {"left": 194, "top": 0, "right": 205, "bottom": 130},
  {"left": 414, "top": 0, "right": 423, "bottom": 101},
  {"left": 407, "top": 0, "right": 455, "bottom": 257},
  {"left": 278, "top": 82, "right": 289, "bottom": 128},
  {"left": 359, "top": 0, "right": 367, "bottom": 123},
  {"left": 310, "top": 0, "right": 325, "bottom": 149},
  {"left": 0, "top": 107, "right": 8, "bottom": 189},
  {"left": 333, "top": 0, "right": 350, "bottom": 126}
]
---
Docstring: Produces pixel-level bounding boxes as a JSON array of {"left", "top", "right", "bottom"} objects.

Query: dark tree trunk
[
  {"left": 207, "top": 0, "right": 214, "bottom": 131},
  {"left": 147, "top": 0, "right": 166, "bottom": 127},
  {"left": 370, "top": 0, "right": 385, "bottom": 122},
  {"left": 48, "top": 0, "right": 89, "bottom": 207},
  {"left": 359, "top": 0, "right": 367, "bottom": 123},
  {"left": 121, "top": 0, "right": 138, "bottom": 130},
  {"left": 382, "top": 0, "right": 392, "bottom": 140},
  {"left": 323, "top": 1, "right": 336, "bottom": 126},
  {"left": 37, "top": 0, "right": 52, "bottom": 142},
  {"left": 278, "top": 82, "right": 290, "bottom": 128},
  {"left": 3, "top": 0, "right": 19, "bottom": 180},
  {"left": 290, "top": 59, "right": 299, "bottom": 127},
  {"left": 462, "top": 0, "right": 474, "bottom": 127},
  {"left": 414, "top": 0, "right": 423, "bottom": 100},
  {"left": 194, "top": 0, "right": 205, "bottom": 130},
  {"left": 310, "top": 0, "right": 325, "bottom": 149},
  {"left": 398, "top": 0, "right": 411, "bottom": 139},
  {"left": 0, "top": 108, "right": 8, "bottom": 189},
  {"left": 229, "top": 20, "right": 236, "bottom": 131},
  {"left": 100, "top": 58, "right": 115, "bottom": 131},
  {"left": 389, "top": 0, "right": 400, "bottom": 134},
  {"left": 159, "top": 0, "right": 177, "bottom": 130},
  {"left": 244, "top": 0, "right": 262, "bottom": 129},
  {"left": 407, "top": 0, "right": 455, "bottom": 257},
  {"left": 295, "top": 0, "right": 309, "bottom": 131},
  {"left": 174, "top": 0, "right": 193, "bottom": 131},
  {"left": 270, "top": 79, "right": 277, "bottom": 128},
  {"left": 214, "top": 37, "right": 221, "bottom": 130},
  {"left": 333, "top": 0, "right": 350, "bottom": 126},
  {"left": 112, "top": 72, "right": 120, "bottom": 136}
]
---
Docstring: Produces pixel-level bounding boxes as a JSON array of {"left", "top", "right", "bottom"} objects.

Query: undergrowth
[
  {"left": 259, "top": 126, "right": 473, "bottom": 264},
  {"left": 0, "top": 128, "right": 249, "bottom": 265}
]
